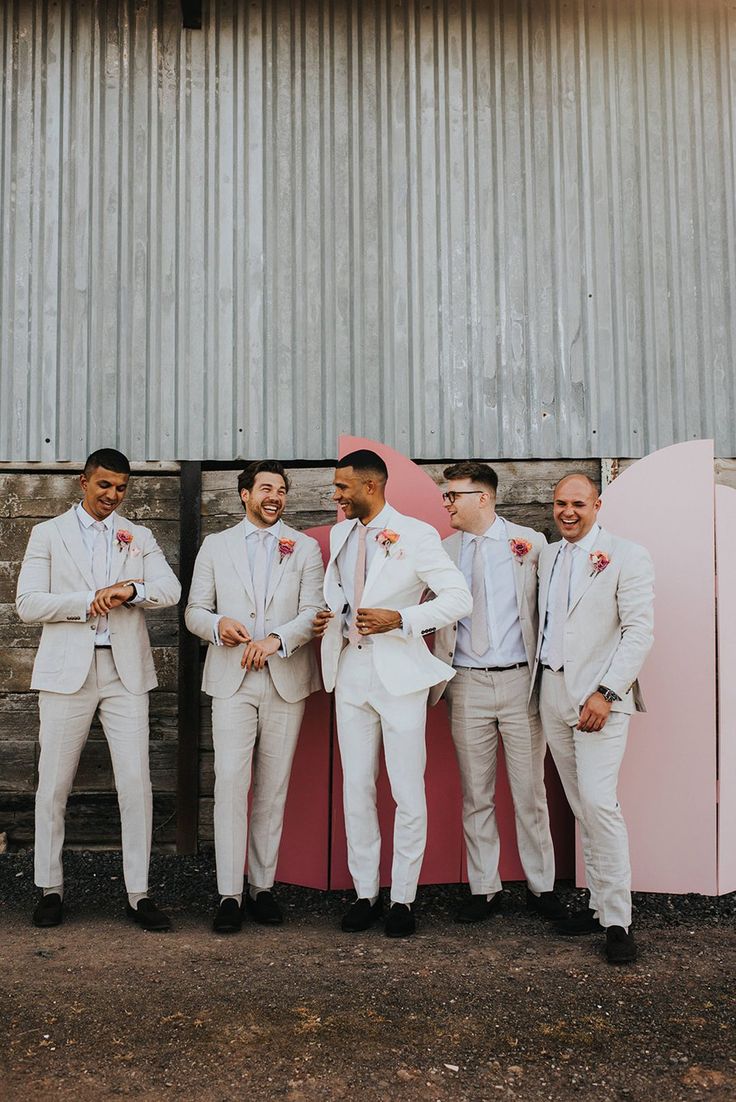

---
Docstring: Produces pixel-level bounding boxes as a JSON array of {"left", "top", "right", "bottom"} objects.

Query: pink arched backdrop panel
[
  {"left": 716, "top": 484, "right": 736, "bottom": 894},
  {"left": 275, "top": 435, "right": 573, "bottom": 889},
  {"left": 591, "top": 440, "right": 718, "bottom": 894}
]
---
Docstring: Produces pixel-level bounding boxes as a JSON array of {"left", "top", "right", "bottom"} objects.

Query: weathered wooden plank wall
[{"left": 0, "top": 470, "right": 180, "bottom": 846}]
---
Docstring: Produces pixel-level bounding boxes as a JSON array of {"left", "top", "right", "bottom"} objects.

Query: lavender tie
[
  {"left": 252, "top": 530, "right": 269, "bottom": 641},
  {"left": 470, "top": 536, "right": 490, "bottom": 656},
  {"left": 547, "top": 542, "right": 572, "bottom": 671},
  {"left": 92, "top": 521, "right": 108, "bottom": 636}
]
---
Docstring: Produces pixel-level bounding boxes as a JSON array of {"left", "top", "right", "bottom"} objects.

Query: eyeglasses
[{"left": 441, "top": 491, "right": 485, "bottom": 505}]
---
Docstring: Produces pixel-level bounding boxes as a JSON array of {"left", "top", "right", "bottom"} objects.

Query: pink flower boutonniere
[
  {"left": 376, "top": 529, "right": 401, "bottom": 557},
  {"left": 278, "top": 538, "right": 296, "bottom": 564},
  {"left": 509, "top": 537, "right": 533, "bottom": 564},
  {"left": 589, "top": 550, "right": 611, "bottom": 577}
]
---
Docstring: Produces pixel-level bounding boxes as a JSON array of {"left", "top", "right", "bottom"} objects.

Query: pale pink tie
[
  {"left": 92, "top": 521, "right": 108, "bottom": 636},
  {"left": 470, "top": 536, "right": 490, "bottom": 656},
  {"left": 252, "top": 530, "right": 269, "bottom": 640},
  {"left": 348, "top": 522, "right": 368, "bottom": 645},
  {"left": 547, "top": 542, "right": 572, "bottom": 671}
]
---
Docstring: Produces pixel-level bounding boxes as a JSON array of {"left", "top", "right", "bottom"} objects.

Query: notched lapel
[
  {"left": 538, "top": 542, "right": 561, "bottom": 617},
  {"left": 567, "top": 531, "right": 614, "bottom": 616},
  {"left": 265, "top": 525, "right": 297, "bottom": 608},
  {"left": 56, "top": 507, "right": 95, "bottom": 590},
  {"left": 109, "top": 518, "right": 133, "bottom": 585}
]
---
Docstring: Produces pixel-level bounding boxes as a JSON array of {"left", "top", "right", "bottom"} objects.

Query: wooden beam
[
  {"left": 176, "top": 462, "right": 202, "bottom": 854},
  {"left": 180, "top": 0, "right": 202, "bottom": 30}
]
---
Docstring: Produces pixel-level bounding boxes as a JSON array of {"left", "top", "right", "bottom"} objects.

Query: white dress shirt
[
  {"left": 453, "top": 515, "right": 527, "bottom": 668},
  {"left": 77, "top": 503, "right": 145, "bottom": 645},
  {"left": 335, "top": 503, "right": 406, "bottom": 641},
  {"left": 540, "top": 522, "right": 602, "bottom": 665}
]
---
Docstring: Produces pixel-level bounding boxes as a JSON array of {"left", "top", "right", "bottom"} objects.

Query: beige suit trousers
[
  {"left": 211, "top": 667, "right": 305, "bottom": 896},
  {"left": 540, "top": 669, "right": 631, "bottom": 928},
  {"left": 35, "top": 649, "right": 152, "bottom": 893},
  {"left": 445, "top": 666, "right": 556, "bottom": 896}
]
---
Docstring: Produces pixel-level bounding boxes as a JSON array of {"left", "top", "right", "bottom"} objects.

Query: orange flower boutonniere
[
  {"left": 589, "top": 550, "right": 611, "bottom": 577},
  {"left": 278, "top": 538, "right": 296, "bottom": 564}
]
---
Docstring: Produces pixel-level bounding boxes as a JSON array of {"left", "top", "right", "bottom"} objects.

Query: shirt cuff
[
  {"left": 213, "top": 615, "right": 224, "bottom": 646},
  {"left": 397, "top": 609, "right": 411, "bottom": 636},
  {"left": 127, "top": 582, "right": 146, "bottom": 605},
  {"left": 269, "top": 631, "right": 288, "bottom": 658},
  {"left": 85, "top": 590, "right": 96, "bottom": 619}
]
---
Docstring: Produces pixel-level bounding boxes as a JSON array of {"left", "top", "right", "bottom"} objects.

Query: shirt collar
[
  {"left": 244, "top": 517, "right": 282, "bottom": 540},
  {"left": 76, "top": 503, "right": 115, "bottom": 530},
  {"left": 462, "top": 514, "right": 506, "bottom": 547},
  {"left": 356, "top": 502, "right": 394, "bottom": 533},
  {"left": 564, "top": 522, "right": 601, "bottom": 554}
]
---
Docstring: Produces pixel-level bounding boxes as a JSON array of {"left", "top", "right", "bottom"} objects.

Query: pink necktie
[
  {"left": 252, "top": 530, "right": 268, "bottom": 640},
  {"left": 348, "top": 523, "right": 368, "bottom": 645},
  {"left": 92, "top": 521, "right": 108, "bottom": 636},
  {"left": 470, "top": 536, "right": 490, "bottom": 656},
  {"left": 547, "top": 542, "right": 572, "bottom": 671}
]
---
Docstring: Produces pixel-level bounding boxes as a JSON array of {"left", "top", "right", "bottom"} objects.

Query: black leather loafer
[
  {"left": 454, "top": 892, "right": 503, "bottom": 924},
  {"left": 526, "top": 889, "right": 568, "bottom": 921},
  {"left": 341, "top": 896, "right": 382, "bottom": 932},
  {"left": 33, "top": 893, "right": 63, "bottom": 928},
  {"left": 385, "top": 902, "right": 416, "bottom": 938},
  {"left": 213, "top": 897, "right": 243, "bottom": 933},
  {"left": 606, "top": 925, "right": 637, "bottom": 964},
  {"left": 554, "top": 908, "right": 602, "bottom": 936},
  {"left": 245, "top": 890, "right": 283, "bottom": 925},
  {"left": 126, "top": 897, "right": 171, "bottom": 931}
]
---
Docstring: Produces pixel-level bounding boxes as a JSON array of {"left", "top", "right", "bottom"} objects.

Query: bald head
[{"left": 552, "top": 473, "right": 602, "bottom": 543}]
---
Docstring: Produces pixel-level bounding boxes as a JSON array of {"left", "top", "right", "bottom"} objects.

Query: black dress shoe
[
  {"left": 33, "top": 893, "right": 63, "bottom": 928},
  {"left": 341, "top": 896, "right": 382, "bottom": 932},
  {"left": 454, "top": 892, "right": 503, "bottom": 924},
  {"left": 213, "top": 897, "right": 243, "bottom": 933},
  {"left": 385, "top": 903, "right": 416, "bottom": 938},
  {"left": 526, "top": 889, "right": 568, "bottom": 921},
  {"left": 606, "top": 925, "right": 637, "bottom": 964},
  {"left": 125, "top": 898, "right": 171, "bottom": 931},
  {"left": 554, "top": 908, "right": 602, "bottom": 936},
  {"left": 245, "top": 890, "right": 283, "bottom": 926}
]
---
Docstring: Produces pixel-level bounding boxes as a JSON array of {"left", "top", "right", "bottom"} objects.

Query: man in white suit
[
  {"left": 532, "top": 473, "right": 654, "bottom": 964},
  {"left": 185, "top": 461, "right": 325, "bottom": 933},
  {"left": 16, "top": 448, "right": 181, "bottom": 930},
  {"left": 314, "top": 449, "right": 472, "bottom": 937},
  {"left": 431, "top": 462, "right": 566, "bottom": 924}
]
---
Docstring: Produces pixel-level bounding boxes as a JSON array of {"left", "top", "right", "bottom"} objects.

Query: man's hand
[
  {"left": 355, "top": 608, "right": 402, "bottom": 636},
  {"left": 313, "top": 610, "right": 334, "bottom": 638},
  {"left": 218, "top": 617, "right": 252, "bottom": 648},
  {"left": 88, "top": 582, "right": 138, "bottom": 617},
  {"left": 241, "top": 635, "right": 281, "bottom": 671},
  {"left": 577, "top": 691, "right": 612, "bottom": 733}
]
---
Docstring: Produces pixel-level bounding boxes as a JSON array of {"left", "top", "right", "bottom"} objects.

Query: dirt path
[{"left": 2, "top": 886, "right": 735, "bottom": 1102}]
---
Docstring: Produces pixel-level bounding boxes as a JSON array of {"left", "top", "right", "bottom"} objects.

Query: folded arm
[{"left": 400, "top": 529, "right": 473, "bottom": 637}]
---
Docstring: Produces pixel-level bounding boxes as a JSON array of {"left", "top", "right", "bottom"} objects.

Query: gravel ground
[{"left": 2, "top": 848, "right": 736, "bottom": 1102}]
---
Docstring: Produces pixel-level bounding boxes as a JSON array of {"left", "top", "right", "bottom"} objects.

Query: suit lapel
[
  {"left": 55, "top": 507, "right": 96, "bottom": 590},
  {"left": 109, "top": 515, "right": 131, "bottom": 585},
  {"left": 361, "top": 507, "right": 398, "bottom": 602},
  {"left": 567, "top": 529, "right": 613, "bottom": 616},
  {"left": 504, "top": 520, "right": 527, "bottom": 612},
  {"left": 538, "top": 541, "right": 562, "bottom": 619},
  {"left": 444, "top": 531, "right": 463, "bottom": 566},
  {"left": 265, "top": 523, "right": 296, "bottom": 608},
  {"left": 226, "top": 520, "right": 255, "bottom": 603}
]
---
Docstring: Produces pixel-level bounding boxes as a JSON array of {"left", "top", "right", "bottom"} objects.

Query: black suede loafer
[
  {"left": 33, "top": 893, "right": 63, "bottom": 928},
  {"left": 385, "top": 902, "right": 416, "bottom": 938},
  {"left": 213, "top": 897, "right": 243, "bottom": 933},
  {"left": 554, "top": 908, "right": 602, "bottom": 936},
  {"left": 454, "top": 892, "right": 503, "bottom": 924},
  {"left": 126, "top": 897, "right": 171, "bottom": 931},
  {"left": 606, "top": 925, "right": 637, "bottom": 964},
  {"left": 245, "top": 890, "right": 283, "bottom": 925},
  {"left": 526, "top": 889, "right": 568, "bottom": 921},
  {"left": 341, "top": 896, "right": 382, "bottom": 932}
]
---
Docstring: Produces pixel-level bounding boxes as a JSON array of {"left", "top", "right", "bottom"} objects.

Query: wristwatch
[{"left": 598, "top": 685, "right": 620, "bottom": 703}]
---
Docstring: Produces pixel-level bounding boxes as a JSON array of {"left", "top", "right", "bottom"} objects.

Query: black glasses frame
[{"left": 441, "top": 490, "right": 485, "bottom": 504}]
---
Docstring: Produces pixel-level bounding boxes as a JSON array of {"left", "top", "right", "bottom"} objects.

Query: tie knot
[{"left": 93, "top": 521, "right": 106, "bottom": 534}]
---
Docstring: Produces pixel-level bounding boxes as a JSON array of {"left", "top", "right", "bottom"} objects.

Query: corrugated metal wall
[{"left": 1, "top": 0, "right": 735, "bottom": 462}]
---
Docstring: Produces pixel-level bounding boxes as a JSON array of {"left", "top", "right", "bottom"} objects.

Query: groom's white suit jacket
[{"left": 320, "top": 506, "right": 472, "bottom": 696}]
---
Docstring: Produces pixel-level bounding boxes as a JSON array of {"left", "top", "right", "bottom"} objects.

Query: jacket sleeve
[
  {"left": 600, "top": 544, "right": 655, "bottom": 700},
  {"left": 15, "top": 524, "right": 89, "bottom": 624},
  {"left": 400, "top": 527, "right": 473, "bottom": 637},
  {"left": 273, "top": 539, "right": 327, "bottom": 657},
  {"left": 136, "top": 526, "right": 181, "bottom": 609},
  {"left": 184, "top": 537, "right": 220, "bottom": 642}
]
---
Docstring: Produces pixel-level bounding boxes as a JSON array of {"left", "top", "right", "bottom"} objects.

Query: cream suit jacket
[
  {"left": 428, "top": 520, "right": 547, "bottom": 708},
  {"left": 531, "top": 528, "right": 655, "bottom": 714},
  {"left": 15, "top": 507, "right": 181, "bottom": 695},
  {"left": 320, "top": 505, "right": 473, "bottom": 696},
  {"left": 184, "top": 519, "right": 324, "bottom": 702}
]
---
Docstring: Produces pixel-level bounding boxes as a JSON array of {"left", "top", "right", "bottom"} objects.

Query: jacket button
[{"left": 250, "top": 612, "right": 256, "bottom": 619}]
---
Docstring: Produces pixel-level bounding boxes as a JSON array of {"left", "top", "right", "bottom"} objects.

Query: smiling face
[
  {"left": 79, "top": 466, "right": 130, "bottom": 521},
  {"left": 442, "top": 477, "right": 495, "bottom": 535},
  {"left": 332, "top": 466, "right": 384, "bottom": 523},
  {"left": 240, "top": 471, "right": 287, "bottom": 527},
  {"left": 553, "top": 475, "right": 601, "bottom": 543}
]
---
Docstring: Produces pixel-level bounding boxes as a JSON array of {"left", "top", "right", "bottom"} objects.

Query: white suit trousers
[
  {"left": 211, "top": 667, "right": 304, "bottom": 897},
  {"left": 35, "top": 649, "right": 152, "bottom": 893},
  {"left": 335, "top": 644, "right": 429, "bottom": 905},
  {"left": 540, "top": 669, "right": 632, "bottom": 928},
  {"left": 445, "top": 666, "right": 556, "bottom": 896}
]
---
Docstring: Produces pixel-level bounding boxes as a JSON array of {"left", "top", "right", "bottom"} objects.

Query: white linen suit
[
  {"left": 430, "top": 521, "right": 557, "bottom": 896},
  {"left": 185, "top": 519, "right": 324, "bottom": 896},
  {"left": 321, "top": 505, "right": 472, "bottom": 904},
  {"left": 15, "top": 506, "right": 181, "bottom": 893},
  {"left": 532, "top": 528, "right": 655, "bottom": 928}
]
